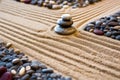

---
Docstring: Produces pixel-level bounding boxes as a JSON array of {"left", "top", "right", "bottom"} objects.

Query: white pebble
[
  {"left": 19, "top": 67, "right": 26, "bottom": 76},
  {"left": 26, "top": 66, "right": 31, "bottom": 71},
  {"left": 11, "top": 69, "right": 17, "bottom": 75}
]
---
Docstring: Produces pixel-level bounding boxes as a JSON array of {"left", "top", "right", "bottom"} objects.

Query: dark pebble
[
  {"left": 57, "top": 19, "right": 73, "bottom": 28},
  {"left": 6, "top": 63, "right": 13, "bottom": 68},
  {"left": 21, "top": 74, "right": 30, "bottom": 80},
  {"left": 26, "top": 70, "right": 35, "bottom": 74},
  {"left": 115, "top": 35, "right": 120, "bottom": 40},
  {"left": 42, "top": 68, "right": 54, "bottom": 73},
  {"left": 30, "top": 0, "right": 38, "bottom": 5},
  {"left": 108, "top": 21, "right": 119, "bottom": 26},
  {"left": 105, "top": 31, "right": 112, "bottom": 37}
]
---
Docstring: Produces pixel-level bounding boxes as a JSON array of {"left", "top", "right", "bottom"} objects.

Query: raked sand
[{"left": 0, "top": 0, "right": 120, "bottom": 80}]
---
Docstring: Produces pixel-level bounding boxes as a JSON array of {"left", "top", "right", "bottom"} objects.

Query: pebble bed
[
  {"left": 0, "top": 42, "right": 71, "bottom": 80},
  {"left": 15, "top": 0, "right": 102, "bottom": 9},
  {"left": 84, "top": 11, "right": 120, "bottom": 40}
]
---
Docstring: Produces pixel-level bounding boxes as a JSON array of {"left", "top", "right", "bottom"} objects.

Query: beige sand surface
[{"left": 0, "top": 0, "right": 120, "bottom": 80}]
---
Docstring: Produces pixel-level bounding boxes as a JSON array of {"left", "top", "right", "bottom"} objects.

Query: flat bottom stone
[{"left": 54, "top": 25, "right": 76, "bottom": 35}]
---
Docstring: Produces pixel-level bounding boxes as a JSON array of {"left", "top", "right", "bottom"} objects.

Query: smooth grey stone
[
  {"left": 34, "top": 73, "right": 41, "bottom": 77},
  {"left": 111, "top": 35, "right": 116, "bottom": 39},
  {"left": 50, "top": 73, "right": 58, "bottom": 78},
  {"left": 115, "top": 35, "right": 120, "bottom": 40},
  {"left": 6, "top": 63, "right": 13, "bottom": 68},
  {"left": 26, "top": 70, "right": 35, "bottom": 74},
  {"left": 37, "top": 0, "right": 44, "bottom": 6},
  {"left": 0, "top": 62, "right": 6, "bottom": 67},
  {"left": 21, "top": 57, "right": 29, "bottom": 63},
  {"left": 21, "top": 74, "right": 30, "bottom": 80},
  {"left": 31, "top": 60, "right": 40, "bottom": 69},
  {"left": 12, "top": 58, "right": 20, "bottom": 64},
  {"left": 23, "top": 63, "right": 30, "bottom": 67},
  {"left": 31, "top": 0, "right": 38, "bottom": 5},
  {"left": 65, "top": 77, "right": 72, "bottom": 80},
  {"left": 57, "top": 19, "right": 73, "bottom": 27},
  {"left": 30, "top": 75, "right": 37, "bottom": 80},
  {"left": 54, "top": 25, "right": 76, "bottom": 35},
  {"left": 42, "top": 68, "right": 54, "bottom": 73},
  {"left": 0, "top": 51, "right": 5, "bottom": 57},
  {"left": 105, "top": 32, "right": 112, "bottom": 37}
]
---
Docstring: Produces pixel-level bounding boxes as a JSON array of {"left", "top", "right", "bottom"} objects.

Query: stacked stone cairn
[{"left": 54, "top": 14, "right": 76, "bottom": 35}]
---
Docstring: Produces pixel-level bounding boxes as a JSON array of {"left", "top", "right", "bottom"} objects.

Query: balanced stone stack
[
  {"left": 54, "top": 14, "right": 76, "bottom": 35},
  {"left": 85, "top": 11, "right": 120, "bottom": 40},
  {"left": 15, "top": 0, "right": 102, "bottom": 9}
]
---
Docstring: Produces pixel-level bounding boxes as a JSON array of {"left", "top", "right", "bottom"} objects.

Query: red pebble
[
  {"left": 0, "top": 67, "right": 7, "bottom": 77},
  {"left": 0, "top": 72, "right": 12, "bottom": 80},
  {"left": 24, "top": 0, "right": 31, "bottom": 4},
  {"left": 93, "top": 29, "right": 104, "bottom": 35}
]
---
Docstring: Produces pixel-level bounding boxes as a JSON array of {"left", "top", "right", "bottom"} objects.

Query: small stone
[
  {"left": 37, "top": 77, "right": 42, "bottom": 80},
  {"left": 6, "top": 63, "right": 13, "bottom": 68},
  {"left": 0, "top": 66, "right": 7, "bottom": 77},
  {"left": 6, "top": 43, "right": 12, "bottom": 48},
  {"left": 46, "top": 4, "right": 53, "bottom": 9},
  {"left": 89, "top": 29, "right": 94, "bottom": 32},
  {"left": 26, "top": 66, "right": 31, "bottom": 71},
  {"left": 21, "top": 57, "right": 29, "bottom": 63},
  {"left": 105, "top": 31, "right": 112, "bottom": 37},
  {"left": 24, "top": 0, "right": 31, "bottom": 4},
  {"left": 52, "top": 5, "right": 61, "bottom": 9},
  {"left": 112, "top": 31, "right": 120, "bottom": 36},
  {"left": 108, "top": 21, "right": 119, "bottom": 26},
  {"left": 26, "top": 70, "right": 35, "bottom": 74},
  {"left": 49, "top": 1, "right": 55, "bottom": 4},
  {"left": 64, "top": 76, "right": 72, "bottom": 80},
  {"left": 0, "top": 62, "right": 6, "bottom": 67},
  {"left": 14, "top": 49, "right": 20, "bottom": 54},
  {"left": 114, "top": 26, "right": 120, "bottom": 29},
  {"left": 93, "top": 29, "right": 104, "bottom": 35},
  {"left": 11, "top": 69, "right": 17, "bottom": 75},
  {"left": 54, "top": 25, "right": 76, "bottom": 35},
  {"left": 12, "top": 58, "right": 20, "bottom": 64},
  {"left": 23, "top": 63, "right": 30, "bottom": 67},
  {"left": 30, "top": 75, "right": 37, "bottom": 80},
  {"left": 50, "top": 73, "right": 58, "bottom": 78},
  {"left": 31, "top": 60, "right": 40, "bottom": 70},
  {"left": 57, "top": 19, "right": 73, "bottom": 27},
  {"left": 39, "top": 64, "right": 47, "bottom": 69},
  {"left": 34, "top": 73, "right": 41, "bottom": 77},
  {"left": 20, "top": 0, "right": 25, "bottom": 2},
  {"left": 61, "top": 14, "right": 72, "bottom": 21},
  {"left": 62, "top": 5, "right": 69, "bottom": 9},
  {"left": 37, "top": 0, "right": 43, "bottom": 6},
  {"left": 0, "top": 72, "right": 12, "bottom": 80},
  {"left": 21, "top": 74, "right": 30, "bottom": 80},
  {"left": 19, "top": 67, "right": 26, "bottom": 76},
  {"left": 31, "top": 0, "right": 38, "bottom": 5},
  {"left": 42, "top": 68, "right": 54, "bottom": 73},
  {"left": 111, "top": 35, "right": 116, "bottom": 39},
  {"left": 115, "top": 35, "right": 120, "bottom": 40}
]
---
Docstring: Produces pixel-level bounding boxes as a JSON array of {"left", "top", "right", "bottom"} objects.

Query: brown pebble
[
  {"left": 14, "top": 49, "right": 20, "bottom": 54},
  {"left": 6, "top": 43, "right": 12, "bottom": 48},
  {"left": 89, "top": 29, "right": 94, "bottom": 32}
]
